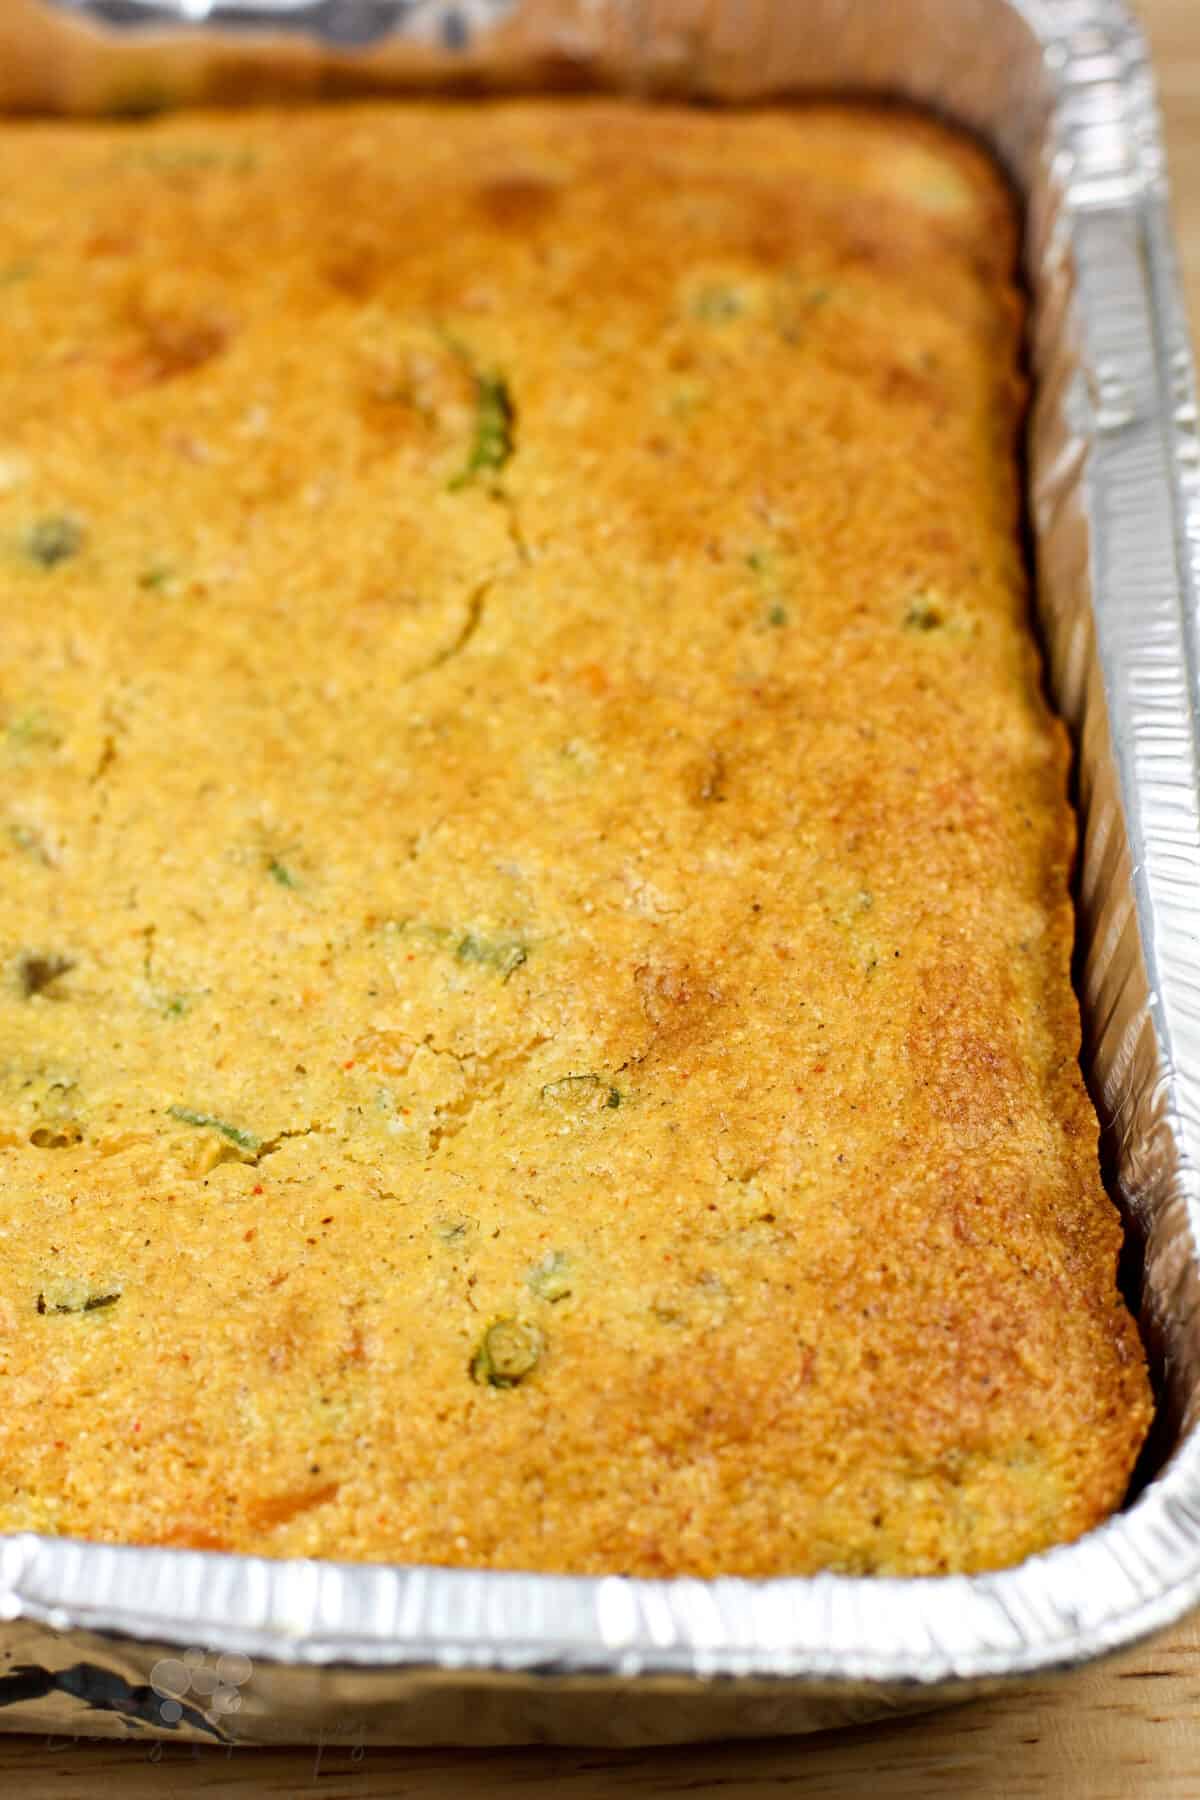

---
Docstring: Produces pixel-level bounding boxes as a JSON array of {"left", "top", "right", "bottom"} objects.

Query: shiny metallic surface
[{"left": 1, "top": 0, "right": 1199, "bottom": 1747}]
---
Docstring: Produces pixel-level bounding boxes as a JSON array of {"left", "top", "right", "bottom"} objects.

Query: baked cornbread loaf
[{"left": 0, "top": 99, "right": 1150, "bottom": 1576}]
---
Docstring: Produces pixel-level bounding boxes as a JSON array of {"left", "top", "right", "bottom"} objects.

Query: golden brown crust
[{"left": 0, "top": 99, "right": 1150, "bottom": 1574}]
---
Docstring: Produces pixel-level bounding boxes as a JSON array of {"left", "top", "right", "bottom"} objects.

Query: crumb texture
[{"left": 0, "top": 100, "right": 1151, "bottom": 1574}]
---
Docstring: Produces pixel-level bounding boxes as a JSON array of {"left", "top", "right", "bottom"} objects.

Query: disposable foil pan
[{"left": 0, "top": 0, "right": 1198, "bottom": 1749}]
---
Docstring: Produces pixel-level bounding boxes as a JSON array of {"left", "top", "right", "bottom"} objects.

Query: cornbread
[{"left": 0, "top": 99, "right": 1151, "bottom": 1577}]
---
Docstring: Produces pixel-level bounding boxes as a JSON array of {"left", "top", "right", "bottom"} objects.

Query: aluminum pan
[{"left": 0, "top": 0, "right": 1198, "bottom": 1746}]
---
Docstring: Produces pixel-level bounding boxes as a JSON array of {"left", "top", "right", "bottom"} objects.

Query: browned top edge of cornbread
[{"left": 0, "top": 98, "right": 1151, "bottom": 1576}]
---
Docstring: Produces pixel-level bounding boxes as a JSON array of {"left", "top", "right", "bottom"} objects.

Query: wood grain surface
[{"left": 3, "top": 0, "right": 1198, "bottom": 1792}]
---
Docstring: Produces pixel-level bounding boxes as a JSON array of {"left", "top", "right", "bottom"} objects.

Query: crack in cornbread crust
[{"left": 0, "top": 100, "right": 1150, "bottom": 1575}]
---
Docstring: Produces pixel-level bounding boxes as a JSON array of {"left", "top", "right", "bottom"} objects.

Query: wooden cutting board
[{"left": 3, "top": 0, "right": 1198, "bottom": 1792}]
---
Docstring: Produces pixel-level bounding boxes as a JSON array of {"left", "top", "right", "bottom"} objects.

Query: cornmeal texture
[{"left": 0, "top": 101, "right": 1151, "bottom": 1575}]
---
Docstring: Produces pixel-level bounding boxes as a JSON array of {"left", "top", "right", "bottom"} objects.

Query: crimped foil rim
[{"left": 6, "top": 1439, "right": 1200, "bottom": 1679}]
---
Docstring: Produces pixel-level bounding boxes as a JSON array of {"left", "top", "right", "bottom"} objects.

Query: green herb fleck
[
  {"left": 400, "top": 920, "right": 529, "bottom": 979},
  {"left": 138, "top": 564, "right": 174, "bottom": 592},
  {"left": 527, "top": 1251, "right": 573, "bottom": 1304},
  {"left": 37, "top": 1281, "right": 121, "bottom": 1315},
  {"left": 267, "top": 858, "right": 299, "bottom": 890},
  {"left": 437, "top": 1216, "right": 475, "bottom": 1245},
  {"left": 6, "top": 709, "right": 62, "bottom": 752},
  {"left": 470, "top": 1318, "right": 543, "bottom": 1388},
  {"left": 540, "top": 1073, "right": 622, "bottom": 1113},
  {"left": 167, "top": 1105, "right": 261, "bottom": 1152},
  {"left": 774, "top": 284, "right": 833, "bottom": 344},
  {"left": 904, "top": 597, "right": 944, "bottom": 632},
  {"left": 449, "top": 374, "right": 513, "bottom": 490},
  {"left": 746, "top": 549, "right": 790, "bottom": 628},
  {"left": 27, "top": 515, "right": 84, "bottom": 569},
  {"left": 8, "top": 822, "right": 50, "bottom": 862},
  {"left": 455, "top": 932, "right": 527, "bottom": 979},
  {"left": 691, "top": 283, "right": 745, "bottom": 323}
]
